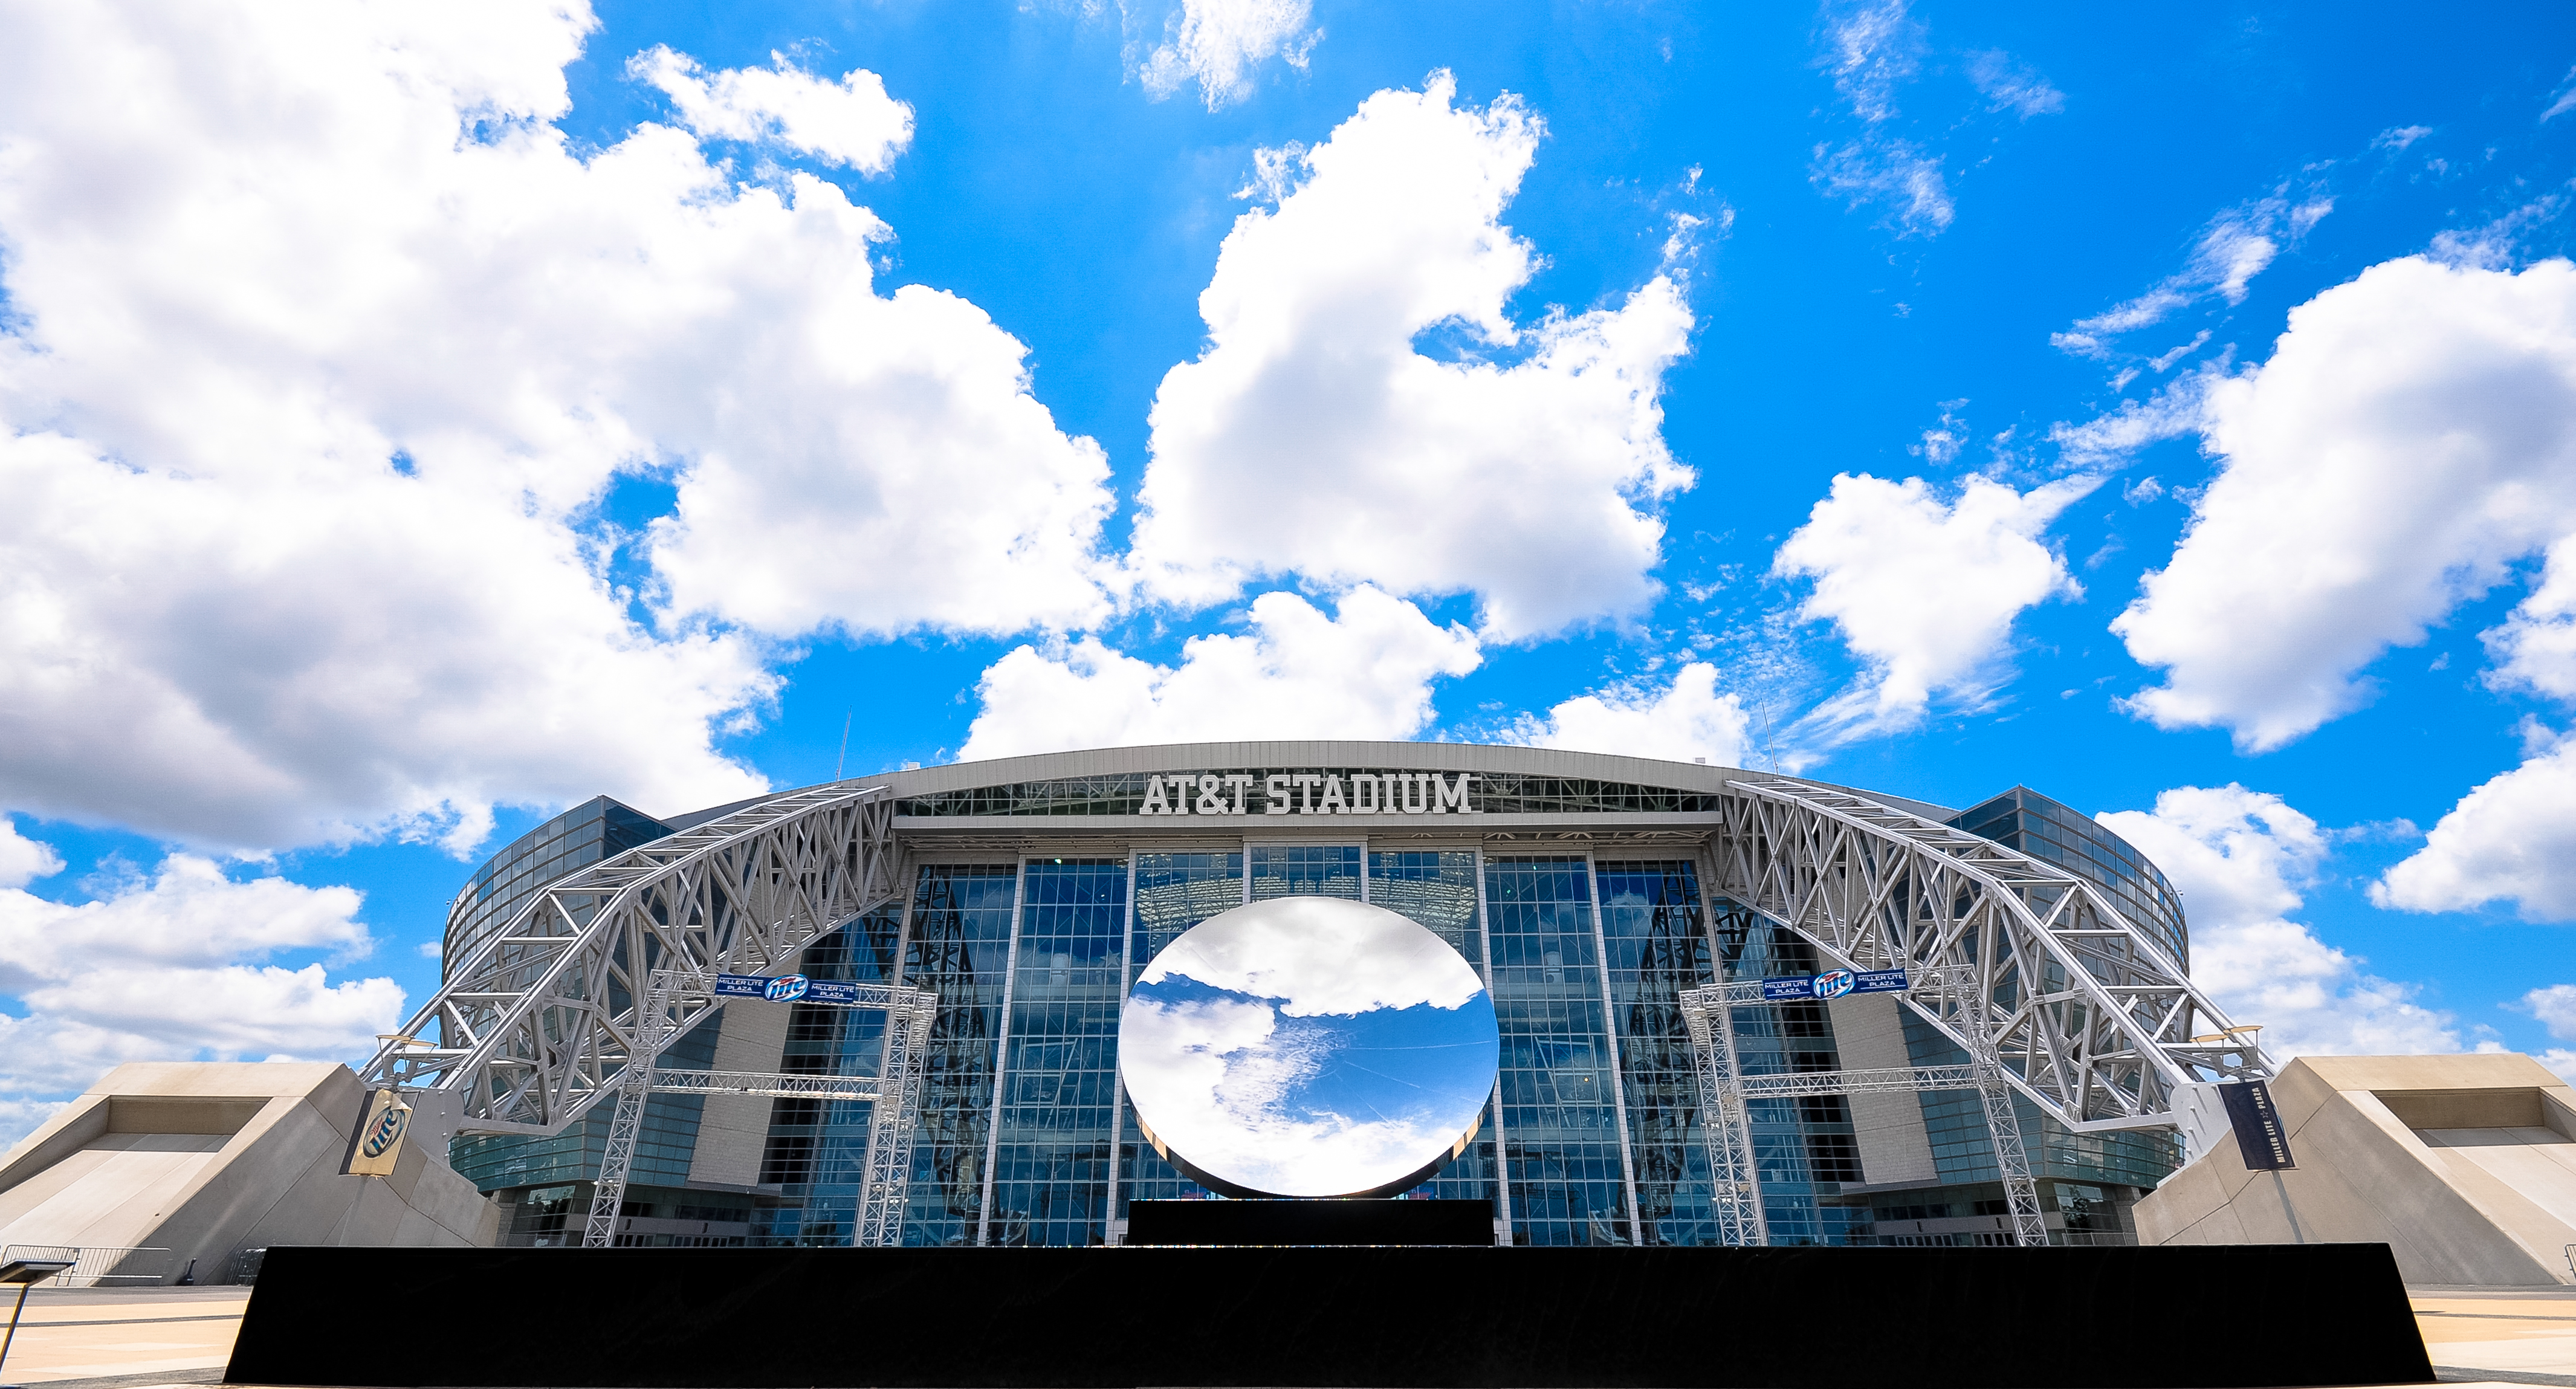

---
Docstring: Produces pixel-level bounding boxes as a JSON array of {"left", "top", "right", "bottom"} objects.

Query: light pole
[{"left": 0, "top": 1256, "right": 77, "bottom": 1389}]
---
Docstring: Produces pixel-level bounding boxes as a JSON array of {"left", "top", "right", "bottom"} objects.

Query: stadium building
[{"left": 427, "top": 742, "right": 2211, "bottom": 1251}]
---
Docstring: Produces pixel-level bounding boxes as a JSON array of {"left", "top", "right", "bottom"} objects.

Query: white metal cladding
[
  {"left": 357, "top": 785, "right": 904, "bottom": 1134},
  {"left": 1710, "top": 777, "right": 2270, "bottom": 1133}
]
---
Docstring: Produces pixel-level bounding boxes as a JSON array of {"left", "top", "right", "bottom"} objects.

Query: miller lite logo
[
  {"left": 763, "top": 974, "right": 811, "bottom": 1003},
  {"left": 1811, "top": 968, "right": 1857, "bottom": 1000},
  {"left": 361, "top": 1099, "right": 412, "bottom": 1158},
  {"left": 345, "top": 1088, "right": 412, "bottom": 1176}
]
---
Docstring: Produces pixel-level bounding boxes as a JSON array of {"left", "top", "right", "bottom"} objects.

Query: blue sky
[{"left": 2, "top": 0, "right": 2575, "bottom": 1142}]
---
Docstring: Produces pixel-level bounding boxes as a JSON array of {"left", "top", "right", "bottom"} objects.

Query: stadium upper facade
[{"left": 396, "top": 742, "right": 2242, "bottom": 1251}]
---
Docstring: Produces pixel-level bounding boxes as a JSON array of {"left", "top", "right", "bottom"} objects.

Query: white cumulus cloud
[
  {"left": 2485, "top": 534, "right": 2576, "bottom": 701},
  {"left": 0, "top": 843, "right": 403, "bottom": 1144},
  {"left": 1775, "top": 473, "right": 2094, "bottom": 737},
  {"left": 0, "top": 819, "right": 65, "bottom": 892},
  {"left": 1138, "top": 0, "right": 1320, "bottom": 111},
  {"left": 1124, "top": 74, "right": 1695, "bottom": 641},
  {"left": 2375, "top": 734, "right": 2576, "bottom": 922},
  {"left": 2113, "top": 257, "right": 2576, "bottom": 751},
  {"left": 0, "top": 2, "right": 1115, "bottom": 851},
  {"left": 1515, "top": 662, "right": 1753, "bottom": 768},
  {"left": 629, "top": 46, "right": 913, "bottom": 171},
  {"left": 960, "top": 587, "right": 1481, "bottom": 760},
  {"left": 2099, "top": 786, "right": 2461, "bottom": 1058},
  {"left": 2522, "top": 984, "right": 2576, "bottom": 1081}
]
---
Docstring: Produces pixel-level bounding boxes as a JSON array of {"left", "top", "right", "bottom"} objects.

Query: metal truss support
[
  {"left": 1675, "top": 982, "right": 1766, "bottom": 1248},
  {"left": 580, "top": 970, "right": 679, "bottom": 1249},
  {"left": 1970, "top": 1051, "right": 2051, "bottom": 1247},
  {"left": 357, "top": 784, "right": 904, "bottom": 1136},
  {"left": 857, "top": 994, "right": 936, "bottom": 1249},
  {"left": 580, "top": 971, "right": 936, "bottom": 1249},
  {"left": 1680, "top": 982, "right": 2049, "bottom": 1248},
  {"left": 1707, "top": 778, "right": 2273, "bottom": 1135}
]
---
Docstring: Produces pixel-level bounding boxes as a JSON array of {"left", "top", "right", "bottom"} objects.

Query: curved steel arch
[
  {"left": 358, "top": 784, "right": 903, "bottom": 1135},
  {"left": 361, "top": 768, "right": 2261, "bottom": 1153},
  {"left": 1710, "top": 777, "right": 2269, "bottom": 1132}
]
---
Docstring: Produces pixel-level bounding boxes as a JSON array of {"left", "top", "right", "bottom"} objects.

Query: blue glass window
[
  {"left": 1249, "top": 843, "right": 1362, "bottom": 899},
  {"left": 986, "top": 860, "right": 1127, "bottom": 1246},
  {"left": 1485, "top": 857, "right": 1630, "bottom": 1246},
  {"left": 1116, "top": 852, "right": 1241, "bottom": 1216},
  {"left": 1595, "top": 861, "right": 1718, "bottom": 1246},
  {"left": 896, "top": 863, "right": 1018, "bottom": 1246}
]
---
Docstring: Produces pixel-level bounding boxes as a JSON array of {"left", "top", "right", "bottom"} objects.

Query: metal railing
[{"left": 0, "top": 1243, "right": 173, "bottom": 1286}]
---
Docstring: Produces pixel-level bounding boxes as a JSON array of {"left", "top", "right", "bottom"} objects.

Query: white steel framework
[
  {"left": 352, "top": 761, "right": 2263, "bottom": 1252},
  {"left": 356, "top": 785, "right": 905, "bottom": 1134},
  {"left": 580, "top": 970, "right": 935, "bottom": 1249},
  {"left": 1709, "top": 777, "right": 2270, "bottom": 1132},
  {"left": 1679, "top": 980, "right": 2048, "bottom": 1248}
]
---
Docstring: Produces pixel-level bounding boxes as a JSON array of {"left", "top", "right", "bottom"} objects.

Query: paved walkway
[
  {"left": 0, "top": 1286, "right": 240, "bottom": 1387},
  {"left": 2417, "top": 1286, "right": 2576, "bottom": 1387}
]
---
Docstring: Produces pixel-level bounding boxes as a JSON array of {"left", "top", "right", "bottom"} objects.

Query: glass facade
[
  {"left": 986, "top": 860, "right": 1127, "bottom": 1246},
  {"left": 1116, "top": 852, "right": 1243, "bottom": 1218},
  {"left": 442, "top": 796, "right": 673, "bottom": 965},
  {"left": 1595, "top": 863, "right": 1719, "bottom": 1246},
  {"left": 1705, "top": 898, "right": 1868, "bottom": 1246},
  {"left": 896, "top": 864, "right": 1018, "bottom": 1246},
  {"left": 451, "top": 1011, "right": 718, "bottom": 1193},
  {"left": 1484, "top": 857, "right": 1629, "bottom": 1246},
  {"left": 1948, "top": 786, "right": 2188, "bottom": 968},
  {"left": 746, "top": 907, "right": 899, "bottom": 1245},
  {"left": 1249, "top": 843, "right": 1362, "bottom": 899},
  {"left": 444, "top": 759, "right": 2189, "bottom": 1251}
]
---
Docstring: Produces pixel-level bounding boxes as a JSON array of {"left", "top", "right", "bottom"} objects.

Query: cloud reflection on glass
[{"left": 1119, "top": 896, "right": 1501, "bottom": 1199}]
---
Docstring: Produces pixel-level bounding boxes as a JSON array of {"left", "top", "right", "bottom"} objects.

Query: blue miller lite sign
[
  {"left": 1762, "top": 968, "right": 1908, "bottom": 1002},
  {"left": 716, "top": 973, "right": 870, "bottom": 1006}
]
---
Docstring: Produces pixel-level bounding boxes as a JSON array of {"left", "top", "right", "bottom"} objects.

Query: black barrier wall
[
  {"left": 227, "top": 1244, "right": 2432, "bottom": 1389},
  {"left": 1125, "top": 1198, "right": 1494, "bottom": 1245}
]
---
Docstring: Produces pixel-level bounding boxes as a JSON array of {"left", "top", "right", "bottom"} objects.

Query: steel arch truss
[
  {"left": 357, "top": 785, "right": 905, "bottom": 1135},
  {"left": 1679, "top": 981, "right": 2047, "bottom": 1248},
  {"left": 1710, "top": 778, "right": 2268, "bottom": 1134},
  {"left": 581, "top": 971, "right": 935, "bottom": 1249}
]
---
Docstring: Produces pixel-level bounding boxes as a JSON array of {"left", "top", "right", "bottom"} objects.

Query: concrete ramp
[
  {"left": 2138, "top": 1052, "right": 2576, "bottom": 1286},
  {"left": 0, "top": 1062, "right": 497, "bottom": 1283}
]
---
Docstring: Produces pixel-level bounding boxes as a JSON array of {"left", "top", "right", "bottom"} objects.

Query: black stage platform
[
  {"left": 1125, "top": 1197, "right": 1493, "bottom": 1245},
  {"left": 226, "top": 1243, "right": 2432, "bottom": 1388}
]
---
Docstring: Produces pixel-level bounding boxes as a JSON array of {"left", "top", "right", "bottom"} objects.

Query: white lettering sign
[{"left": 1136, "top": 772, "right": 1477, "bottom": 817}]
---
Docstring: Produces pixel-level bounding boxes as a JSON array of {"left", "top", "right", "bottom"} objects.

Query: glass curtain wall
[
  {"left": 898, "top": 863, "right": 1018, "bottom": 1245},
  {"left": 1594, "top": 861, "right": 1719, "bottom": 1246},
  {"left": 1707, "top": 896, "right": 1866, "bottom": 1245},
  {"left": 1116, "top": 852, "right": 1243, "bottom": 1217},
  {"left": 748, "top": 907, "right": 899, "bottom": 1245},
  {"left": 986, "top": 859, "right": 1127, "bottom": 1246},
  {"left": 1368, "top": 851, "right": 1502, "bottom": 1211},
  {"left": 1896, "top": 1006, "right": 2178, "bottom": 1193},
  {"left": 1484, "top": 856, "right": 1631, "bottom": 1246},
  {"left": 1249, "top": 844, "right": 1362, "bottom": 899}
]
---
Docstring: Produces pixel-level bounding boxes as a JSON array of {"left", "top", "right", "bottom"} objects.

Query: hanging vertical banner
[
  {"left": 344, "top": 1088, "right": 412, "bottom": 1176},
  {"left": 2219, "top": 1078, "right": 2296, "bottom": 1170}
]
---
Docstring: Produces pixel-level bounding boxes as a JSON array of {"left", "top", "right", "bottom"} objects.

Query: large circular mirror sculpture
[{"left": 1119, "top": 896, "right": 1501, "bottom": 1199}]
